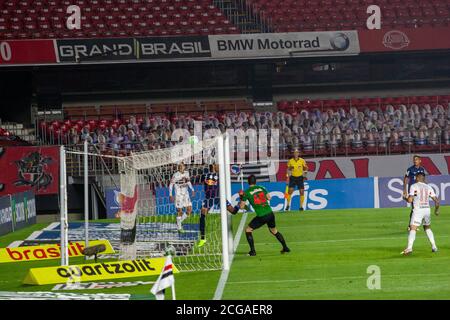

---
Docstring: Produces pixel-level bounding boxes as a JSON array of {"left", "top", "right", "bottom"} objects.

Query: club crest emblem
[{"left": 14, "top": 151, "right": 53, "bottom": 191}]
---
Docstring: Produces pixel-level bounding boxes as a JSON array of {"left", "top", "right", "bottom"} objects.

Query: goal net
[{"left": 116, "top": 137, "right": 231, "bottom": 271}]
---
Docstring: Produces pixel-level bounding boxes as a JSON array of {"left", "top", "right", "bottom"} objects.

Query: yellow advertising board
[
  {"left": 0, "top": 240, "right": 115, "bottom": 263},
  {"left": 23, "top": 257, "right": 179, "bottom": 285}
]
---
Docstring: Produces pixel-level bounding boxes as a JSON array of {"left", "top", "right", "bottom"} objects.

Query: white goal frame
[{"left": 59, "top": 134, "right": 233, "bottom": 270}]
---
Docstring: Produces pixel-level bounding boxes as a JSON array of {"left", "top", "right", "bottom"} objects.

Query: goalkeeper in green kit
[{"left": 239, "top": 175, "right": 290, "bottom": 256}]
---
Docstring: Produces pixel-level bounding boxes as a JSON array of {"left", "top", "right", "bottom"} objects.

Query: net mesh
[{"left": 117, "top": 138, "right": 224, "bottom": 271}]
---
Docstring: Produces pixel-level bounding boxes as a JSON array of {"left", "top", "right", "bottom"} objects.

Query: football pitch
[{"left": 1, "top": 206, "right": 450, "bottom": 300}]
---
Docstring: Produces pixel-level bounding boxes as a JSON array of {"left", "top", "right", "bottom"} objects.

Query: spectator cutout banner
[{"left": 0, "top": 146, "right": 59, "bottom": 196}]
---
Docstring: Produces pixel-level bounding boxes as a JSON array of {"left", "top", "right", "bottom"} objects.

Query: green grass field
[{"left": 1, "top": 206, "right": 450, "bottom": 299}]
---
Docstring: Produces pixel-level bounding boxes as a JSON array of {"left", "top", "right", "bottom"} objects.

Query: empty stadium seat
[
  {"left": 2, "top": 0, "right": 449, "bottom": 39},
  {"left": 246, "top": 0, "right": 450, "bottom": 32},
  {"left": 0, "top": 0, "right": 238, "bottom": 39}
]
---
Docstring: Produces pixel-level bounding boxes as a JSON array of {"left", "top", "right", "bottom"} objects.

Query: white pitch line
[
  {"left": 213, "top": 212, "right": 248, "bottom": 300},
  {"left": 43, "top": 222, "right": 60, "bottom": 231},
  {"left": 7, "top": 241, "right": 23, "bottom": 248},
  {"left": 227, "top": 272, "right": 450, "bottom": 285},
  {"left": 273, "top": 219, "right": 449, "bottom": 229},
  {"left": 236, "top": 234, "right": 450, "bottom": 246}
]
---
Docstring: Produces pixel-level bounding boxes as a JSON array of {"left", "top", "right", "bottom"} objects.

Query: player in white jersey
[
  {"left": 169, "top": 163, "right": 195, "bottom": 232},
  {"left": 402, "top": 173, "right": 440, "bottom": 255}
]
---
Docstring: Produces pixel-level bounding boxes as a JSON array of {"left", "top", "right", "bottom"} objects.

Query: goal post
[
  {"left": 59, "top": 145, "right": 69, "bottom": 266},
  {"left": 224, "top": 133, "right": 234, "bottom": 258},
  {"left": 217, "top": 134, "right": 230, "bottom": 270}
]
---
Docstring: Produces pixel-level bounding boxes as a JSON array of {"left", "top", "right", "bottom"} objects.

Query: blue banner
[
  {"left": 106, "top": 186, "right": 217, "bottom": 217},
  {"left": 0, "top": 191, "right": 36, "bottom": 236},
  {"left": 105, "top": 188, "right": 121, "bottom": 219},
  {"left": 231, "top": 178, "right": 375, "bottom": 211},
  {"left": 11, "top": 191, "right": 37, "bottom": 230},
  {"left": 106, "top": 178, "right": 375, "bottom": 215},
  {"left": 378, "top": 175, "right": 450, "bottom": 208},
  {"left": 154, "top": 185, "right": 209, "bottom": 215},
  {"left": 0, "top": 195, "right": 13, "bottom": 236}
]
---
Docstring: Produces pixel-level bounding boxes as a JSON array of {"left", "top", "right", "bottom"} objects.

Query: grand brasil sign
[{"left": 0, "top": 31, "right": 360, "bottom": 66}]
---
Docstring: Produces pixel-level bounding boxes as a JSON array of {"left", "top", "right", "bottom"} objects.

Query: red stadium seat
[
  {"left": 0, "top": 0, "right": 240, "bottom": 39},
  {"left": 246, "top": 0, "right": 450, "bottom": 32},
  {"left": 4, "top": 0, "right": 449, "bottom": 39}
]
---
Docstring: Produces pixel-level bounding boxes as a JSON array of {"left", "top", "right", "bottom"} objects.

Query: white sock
[
  {"left": 176, "top": 216, "right": 182, "bottom": 229},
  {"left": 181, "top": 213, "right": 188, "bottom": 223},
  {"left": 425, "top": 229, "right": 437, "bottom": 249},
  {"left": 407, "top": 230, "right": 416, "bottom": 250}
]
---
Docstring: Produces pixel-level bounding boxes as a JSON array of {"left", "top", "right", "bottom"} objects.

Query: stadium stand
[
  {"left": 247, "top": 0, "right": 450, "bottom": 32},
  {"left": 61, "top": 99, "right": 253, "bottom": 120},
  {"left": 0, "top": 0, "right": 239, "bottom": 39},
  {"left": 276, "top": 95, "right": 450, "bottom": 157},
  {"left": 36, "top": 95, "right": 450, "bottom": 158},
  {"left": 37, "top": 99, "right": 254, "bottom": 148}
]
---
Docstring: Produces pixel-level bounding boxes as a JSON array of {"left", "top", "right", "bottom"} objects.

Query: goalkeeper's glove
[
  {"left": 229, "top": 205, "right": 239, "bottom": 215},
  {"left": 228, "top": 202, "right": 248, "bottom": 215},
  {"left": 435, "top": 205, "right": 440, "bottom": 216}
]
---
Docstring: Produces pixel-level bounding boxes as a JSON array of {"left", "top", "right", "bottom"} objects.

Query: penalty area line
[
  {"left": 236, "top": 234, "right": 450, "bottom": 246},
  {"left": 226, "top": 272, "right": 450, "bottom": 285},
  {"left": 213, "top": 212, "right": 248, "bottom": 301}
]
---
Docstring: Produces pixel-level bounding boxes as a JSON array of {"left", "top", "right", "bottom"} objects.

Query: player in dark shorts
[
  {"left": 286, "top": 149, "right": 308, "bottom": 211},
  {"left": 403, "top": 155, "right": 426, "bottom": 231},
  {"left": 198, "top": 164, "right": 241, "bottom": 247},
  {"left": 240, "top": 175, "right": 290, "bottom": 256}
]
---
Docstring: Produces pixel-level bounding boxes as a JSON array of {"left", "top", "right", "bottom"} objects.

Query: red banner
[
  {"left": 1, "top": 28, "right": 449, "bottom": 66},
  {"left": 0, "top": 146, "right": 59, "bottom": 196},
  {"left": 277, "top": 153, "right": 450, "bottom": 181},
  {"left": 358, "top": 27, "right": 450, "bottom": 53},
  {"left": 0, "top": 40, "right": 57, "bottom": 65}
]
